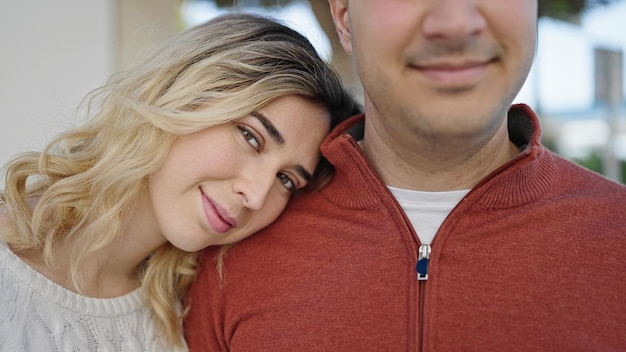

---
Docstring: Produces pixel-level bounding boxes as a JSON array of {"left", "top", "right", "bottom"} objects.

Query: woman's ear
[{"left": 328, "top": 0, "right": 353, "bottom": 55}]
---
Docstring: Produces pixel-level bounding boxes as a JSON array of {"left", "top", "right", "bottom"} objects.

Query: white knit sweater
[{"left": 0, "top": 240, "right": 186, "bottom": 351}]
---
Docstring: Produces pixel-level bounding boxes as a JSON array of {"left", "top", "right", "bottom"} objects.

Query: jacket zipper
[
  {"left": 416, "top": 244, "right": 431, "bottom": 351},
  {"left": 416, "top": 244, "right": 431, "bottom": 281}
]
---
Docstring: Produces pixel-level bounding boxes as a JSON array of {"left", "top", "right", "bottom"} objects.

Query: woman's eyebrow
[
  {"left": 295, "top": 165, "right": 313, "bottom": 183},
  {"left": 250, "top": 111, "right": 285, "bottom": 145}
]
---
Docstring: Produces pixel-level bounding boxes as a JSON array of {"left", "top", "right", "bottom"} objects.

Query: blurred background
[{"left": 1, "top": 0, "right": 625, "bottom": 184}]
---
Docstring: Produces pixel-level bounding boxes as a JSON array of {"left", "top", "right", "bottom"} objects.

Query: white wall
[
  {"left": 0, "top": 0, "right": 178, "bottom": 188},
  {"left": 0, "top": 0, "right": 114, "bottom": 176}
]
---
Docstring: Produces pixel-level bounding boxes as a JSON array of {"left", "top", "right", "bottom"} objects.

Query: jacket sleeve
[{"left": 183, "top": 248, "right": 227, "bottom": 351}]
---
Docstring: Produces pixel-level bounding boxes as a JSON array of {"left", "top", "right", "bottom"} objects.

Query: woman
[{"left": 0, "top": 13, "right": 358, "bottom": 351}]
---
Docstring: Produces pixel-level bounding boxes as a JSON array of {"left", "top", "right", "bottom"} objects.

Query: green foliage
[
  {"left": 573, "top": 151, "right": 604, "bottom": 173},
  {"left": 538, "top": 0, "right": 619, "bottom": 20},
  {"left": 212, "top": 0, "right": 294, "bottom": 8},
  {"left": 573, "top": 151, "right": 626, "bottom": 184},
  {"left": 206, "top": 0, "right": 621, "bottom": 19},
  {"left": 539, "top": 0, "right": 585, "bottom": 19}
]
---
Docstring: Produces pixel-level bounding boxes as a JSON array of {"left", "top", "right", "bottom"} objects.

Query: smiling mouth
[
  {"left": 410, "top": 54, "right": 497, "bottom": 89},
  {"left": 200, "top": 189, "right": 236, "bottom": 234},
  {"left": 415, "top": 61, "right": 490, "bottom": 89}
]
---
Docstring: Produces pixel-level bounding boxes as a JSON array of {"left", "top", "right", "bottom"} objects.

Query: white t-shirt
[
  {"left": 0, "top": 239, "right": 186, "bottom": 352},
  {"left": 388, "top": 186, "right": 469, "bottom": 245}
]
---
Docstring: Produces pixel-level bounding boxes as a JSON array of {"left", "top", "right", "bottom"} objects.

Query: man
[{"left": 184, "top": 1, "right": 626, "bottom": 350}]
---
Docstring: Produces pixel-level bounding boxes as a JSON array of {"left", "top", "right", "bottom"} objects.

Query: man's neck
[{"left": 359, "top": 121, "right": 521, "bottom": 191}]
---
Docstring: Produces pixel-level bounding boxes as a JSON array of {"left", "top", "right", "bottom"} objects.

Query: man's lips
[
  {"left": 412, "top": 59, "right": 494, "bottom": 88},
  {"left": 200, "top": 190, "right": 236, "bottom": 234}
]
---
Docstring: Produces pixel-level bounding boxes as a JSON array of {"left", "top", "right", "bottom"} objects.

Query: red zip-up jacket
[{"left": 184, "top": 104, "right": 626, "bottom": 351}]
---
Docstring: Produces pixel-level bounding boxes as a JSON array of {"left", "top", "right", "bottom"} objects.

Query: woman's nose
[{"left": 233, "top": 169, "right": 275, "bottom": 210}]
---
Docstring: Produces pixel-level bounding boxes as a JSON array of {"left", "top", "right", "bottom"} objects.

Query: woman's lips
[{"left": 201, "top": 190, "right": 236, "bottom": 234}]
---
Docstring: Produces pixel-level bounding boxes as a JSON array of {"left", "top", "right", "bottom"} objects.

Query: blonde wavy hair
[{"left": 0, "top": 12, "right": 358, "bottom": 349}]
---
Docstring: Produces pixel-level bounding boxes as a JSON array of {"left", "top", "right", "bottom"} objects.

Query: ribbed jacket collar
[{"left": 320, "top": 104, "right": 556, "bottom": 210}]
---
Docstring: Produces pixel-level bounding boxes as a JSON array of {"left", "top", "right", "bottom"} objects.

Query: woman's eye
[
  {"left": 277, "top": 173, "right": 298, "bottom": 194},
  {"left": 238, "top": 126, "right": 260, "bottom": 151}
]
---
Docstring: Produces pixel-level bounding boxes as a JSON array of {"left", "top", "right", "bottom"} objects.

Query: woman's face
[{"left": 147, "top": 95, "right": 331, "bottom": 251}]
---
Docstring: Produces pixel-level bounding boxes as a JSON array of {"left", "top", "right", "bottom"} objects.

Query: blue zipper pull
[{"left": 416, "top": 244, "right": 431, "bottom": 281}]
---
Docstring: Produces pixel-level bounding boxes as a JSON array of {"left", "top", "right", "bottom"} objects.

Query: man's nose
[{"left": 422, "top": 0, "right": 486, "bottom": 43}]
